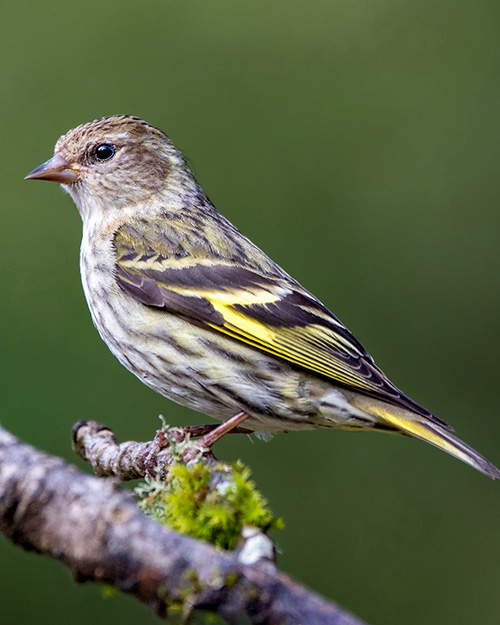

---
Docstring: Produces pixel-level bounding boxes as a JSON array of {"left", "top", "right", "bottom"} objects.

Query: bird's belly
[
  {"left": 80, "top": 248, "right": 374, "bottom": 433},
  {"left": 84, "top": 280, "right": 316, "bottom": 429}
]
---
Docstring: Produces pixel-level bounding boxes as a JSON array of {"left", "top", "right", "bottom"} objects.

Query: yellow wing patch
[{"left": 207, "top": 300, "right": 377, "bottom": 393}]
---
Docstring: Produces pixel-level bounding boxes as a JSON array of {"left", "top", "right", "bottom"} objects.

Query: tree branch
[{"left": 0, "top": 424, "right": 369, "bottom": 625}]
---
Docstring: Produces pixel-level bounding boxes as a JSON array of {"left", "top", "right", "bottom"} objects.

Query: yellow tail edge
[{"left": 372, "top": 406, "right": 500, "bottom": 479}]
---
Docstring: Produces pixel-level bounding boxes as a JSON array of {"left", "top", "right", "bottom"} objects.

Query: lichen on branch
[{"left": 137, "top": 455, "right": 283, "bottom": 550}]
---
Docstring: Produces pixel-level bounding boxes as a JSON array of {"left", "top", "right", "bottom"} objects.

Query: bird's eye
[{"left": 94, "top": 144, "right": 115, "bottom": 161}]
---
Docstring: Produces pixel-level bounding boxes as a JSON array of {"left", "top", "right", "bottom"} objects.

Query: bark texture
[{"left": 0, "top": 424, "right": 369, "bottom": 625}]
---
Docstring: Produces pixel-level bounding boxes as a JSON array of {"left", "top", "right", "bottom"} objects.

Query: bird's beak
[{"left": 25, "top": 152, "right": 80, "bottom": 183}]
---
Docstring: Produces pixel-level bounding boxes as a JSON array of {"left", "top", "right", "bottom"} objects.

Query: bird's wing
[{"left": 113, "top": 219, "right": 445, "bottom": 423}]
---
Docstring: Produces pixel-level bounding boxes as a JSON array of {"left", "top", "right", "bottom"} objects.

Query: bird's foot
[
  {"left": 143, "top": 413, "right": 251, "bottom": 475},
  {"left": 183, "top": 411, "right": 250, "bottom": 464},
  {"left": 143, "top": 428, "right": 170, "bottom": 477}
]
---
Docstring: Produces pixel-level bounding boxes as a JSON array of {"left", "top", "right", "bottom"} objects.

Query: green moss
[
  {"left": 224, "top": 572, "right": 239, "bottom": 588},
  {"left": 136, "top": 450, "right": 283, "bottom": 551},
  {"left": 100, "top": 584, "right": 117, "bottom": 599}
]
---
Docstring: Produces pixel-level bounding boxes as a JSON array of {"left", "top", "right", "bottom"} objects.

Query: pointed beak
[{"left": 25, "top": 152, "right": 80, "bottom": 183}]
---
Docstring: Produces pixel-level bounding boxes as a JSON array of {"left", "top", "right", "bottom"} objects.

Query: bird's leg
[
  {"left": 143, "top": 413, "right": 251, "bottom": 474},
  {"left": 181, "top": 423, "right": 253, "bottom": 438},
  {"left": 183, "top": 411, "right": 250, "bottom": 463},
  {"left": 196, "top": 411, "right": 251, "bottom": 447}
]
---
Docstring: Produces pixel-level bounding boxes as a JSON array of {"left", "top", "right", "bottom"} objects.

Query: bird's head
[{"left": 25, "top": 115, "right": 191, "bottom": 220}]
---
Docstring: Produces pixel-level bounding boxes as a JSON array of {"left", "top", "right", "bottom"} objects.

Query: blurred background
[{"left": 1, "top": 1, "right": 499, "bottom": 623}]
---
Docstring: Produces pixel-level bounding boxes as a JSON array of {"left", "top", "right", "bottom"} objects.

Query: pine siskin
[{"left": 26, "top": 115, "right": 500, "bottom": 478}]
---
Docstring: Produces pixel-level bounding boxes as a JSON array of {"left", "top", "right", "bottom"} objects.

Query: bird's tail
[{"left": 360, "top": 400, "right": 500, "bottom": 479}]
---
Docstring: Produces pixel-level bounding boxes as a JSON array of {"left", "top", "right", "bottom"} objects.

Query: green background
[{"left": 1, "top": 1, "right": 499, "bottom": 623}]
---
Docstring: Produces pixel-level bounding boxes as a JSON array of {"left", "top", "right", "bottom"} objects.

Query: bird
[{"left": 25, "top": 114, "right": 500, "bottom": 478}]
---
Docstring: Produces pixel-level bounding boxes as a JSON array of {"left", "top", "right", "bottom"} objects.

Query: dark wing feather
[{"left": 113, "top": 219, "right": 450, "bottom": 427}]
